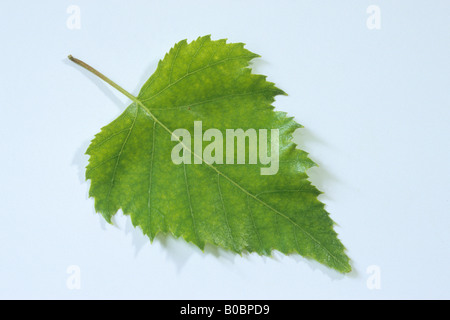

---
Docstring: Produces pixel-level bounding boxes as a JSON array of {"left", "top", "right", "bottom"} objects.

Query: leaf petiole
[{"left": 68, "top": 55, "right": 137, "bottom": 102}]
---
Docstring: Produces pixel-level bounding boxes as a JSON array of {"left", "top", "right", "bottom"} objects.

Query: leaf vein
[
  {"left": 186, "top": 36, "right": 207, "bottom": 74},
  {"left": 91, "top": 128, "right": 130, "bottom": 149},
  {"left": 217, "top": 174, "right": 236, "bottom": 250},
  {"left": 106, "top": 104, "right": 139, "bottom": 201},
  {"left": 148, "top": 90, "right": 275, "bottom": 111},
  {"left": 183, "top": 163, "right": 200, "bottom": 245},
  {"left": 140, "top": 55, "right": 256, "bottom": 103},
  {"left": 168, "top": 42, "right": 183, "bottom": 85},
  {"left": 247, "top": 195, "right": 263, "bottom": 250},
  {"left": 147, "top": 120, "right": 156, "bottom": 237}
]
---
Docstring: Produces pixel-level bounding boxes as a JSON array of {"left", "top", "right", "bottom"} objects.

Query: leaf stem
[{"left": 68, "top": 55, "right": 137, "bottom": 102}]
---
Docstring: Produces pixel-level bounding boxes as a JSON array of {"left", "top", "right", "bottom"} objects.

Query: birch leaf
[{"left": 69, "top": 35, "right": 351, "bottom": 273}]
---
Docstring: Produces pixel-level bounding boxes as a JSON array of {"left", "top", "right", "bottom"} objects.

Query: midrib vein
[{"left": 130, "top": 96, "right": 346, "bottom": 268}]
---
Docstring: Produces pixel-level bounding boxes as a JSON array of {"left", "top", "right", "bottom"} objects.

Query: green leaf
[{"left": 70, "top": 35, "right": 351, "bottom": 273}]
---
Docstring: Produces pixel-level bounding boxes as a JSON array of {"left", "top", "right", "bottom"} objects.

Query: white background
[{"left": 0, "top": 0, "right": 449, "bottom": 299}]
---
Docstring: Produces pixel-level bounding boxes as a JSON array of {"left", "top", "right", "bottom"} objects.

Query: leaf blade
[{"left": 83, "top": 35, "right": 351, "bottom": 273}]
